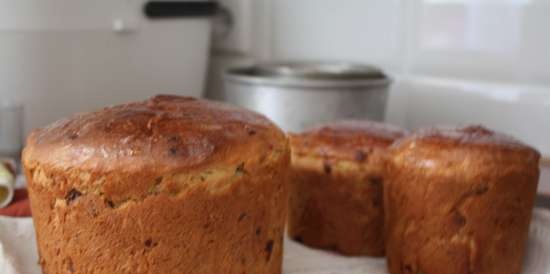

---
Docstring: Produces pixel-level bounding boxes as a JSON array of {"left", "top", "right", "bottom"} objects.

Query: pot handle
[{"left": 143, "top": 1, "right": 219, "bottom": 19}]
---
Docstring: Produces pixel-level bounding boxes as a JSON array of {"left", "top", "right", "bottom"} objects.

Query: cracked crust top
[
  {"left": 22, "top": 95, "right": 288, "bottom": 176},
  {"left": 391, "top": 125, "right": 540, "bottom": 171},
  {"left": 290, "top": 120, "right": 407, "bottom": 162}
]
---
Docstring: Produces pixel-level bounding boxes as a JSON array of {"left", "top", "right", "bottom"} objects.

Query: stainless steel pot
[{"left": 222, "top": 62, "right": 391, "bottom": 132}]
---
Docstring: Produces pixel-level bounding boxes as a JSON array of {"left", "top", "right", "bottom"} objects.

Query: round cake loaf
[
  {"left": 385, "top": 126, "right": 540, "bottom": 274},
  {"left": 22, "top": 95, "right": 290, "bottom": 274},
  {"left": 287, "top": 120, "right": 407, "bottom": 256}
]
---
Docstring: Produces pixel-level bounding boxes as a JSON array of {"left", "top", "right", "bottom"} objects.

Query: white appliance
[{"left": 0, "top": 0, "right": 215, "bottom": 137}]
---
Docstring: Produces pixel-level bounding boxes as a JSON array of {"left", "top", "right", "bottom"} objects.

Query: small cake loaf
[
  {"left": 385, "top": 126, "right": 540, "bottom": 274},
  {"left": 287, "top": 120, "right": 407, "bottom": 256},
  {"left": 23, "top": 95, "right": 290, "bottom": 274}
]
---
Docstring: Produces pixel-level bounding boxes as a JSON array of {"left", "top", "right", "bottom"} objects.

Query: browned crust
[
  {"left": 22, "top": 95, "right": 291, "bottom": 274},
  {"left": 23, "top": 95, "right": 287, "bottom": 176},
  {"left": 290, "top": 120, "right": 408, "bottom": 162},
  {"left": 287, "top": 120, "right": 406, "bottom": 256},
  {"left": 391, "top": 125, "right": 540, "bottom": 163},
  {"left": 385, "top": 125, "right": 540, "bottom": 274},
  {"left": 27, "top": 152, "right": 289, "bottom": 274},
  {"left": 287, "top": 164, "right": 386, "bottom": 256}
]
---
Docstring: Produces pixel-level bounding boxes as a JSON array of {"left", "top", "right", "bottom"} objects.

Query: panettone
[
  {"left": 23, "top": 95, "right": 290, "bottom": 274},
  {"left": 385, "top": 126, "right": 540, "bottom": 274},
  {"left": 287, "top": 120, "right": 407, "bottom": 256}
]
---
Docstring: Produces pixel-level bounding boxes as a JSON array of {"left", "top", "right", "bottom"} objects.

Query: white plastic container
[
  {"left": 0, "top": 0, "right": 213, "bottom": 137},
  {"left": 0, "top": 162, "right": 15, "bottom": 208}
]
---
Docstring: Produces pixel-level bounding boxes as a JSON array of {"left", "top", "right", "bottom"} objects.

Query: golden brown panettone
[
  {"left": 287, "top": 120, "right": 407, "bottom": 256},
  {"left": 22, "top": 95, "right": 290, "bottom": 274},
  {"left": 385, "top": 125, "right": 540, "bottom": 274}
]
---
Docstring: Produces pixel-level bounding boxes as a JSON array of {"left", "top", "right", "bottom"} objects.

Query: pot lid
[
  {"left": 225, "top": 61, "right": 390, "bottom": 88},
  {"left": 254, "top": 62, "right": 386, "bottom": 80}
]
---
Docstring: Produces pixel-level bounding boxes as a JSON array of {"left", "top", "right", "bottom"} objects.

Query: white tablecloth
[{"left": 1, "top": 209, "right": 549, "bottom": 274}]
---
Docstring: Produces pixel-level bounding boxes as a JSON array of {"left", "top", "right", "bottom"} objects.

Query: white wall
[
  {"left": 265, "top": 0, "right": 550, "bottom": 85},
  {"left": 269, "top": 0, "right": 405, "bottom": 72},
  {"left": 208, "top": 0, "right": 550, "bottom": 156},
  {"left": 0, "top": 0, "right": 211, "bottom": 138}
]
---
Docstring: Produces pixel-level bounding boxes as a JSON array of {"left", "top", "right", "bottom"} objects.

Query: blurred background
[{"left": 0, "top": 0, "right": 549, "bottom": 196}]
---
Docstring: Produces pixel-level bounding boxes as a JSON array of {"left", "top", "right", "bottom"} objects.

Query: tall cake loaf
[
  {"left": 287, "top": 120, "right": 407, "bottom": 256},
  {"left": 23, "top": 95, "right": 290, "bottom": 274},
  {"left": 385, "top": 126, "right": 540, "bottom": 274}
]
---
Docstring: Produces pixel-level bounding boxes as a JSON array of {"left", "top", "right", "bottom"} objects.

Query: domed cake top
[
  {"left": 290, "top": 120, "right": 407, "bottom": 162},
  {"left": 391, "top": 125, "right": 540, "bottom": 167},
  {"left": 23, "top": 95, "right": 287, "bottom": 174}
]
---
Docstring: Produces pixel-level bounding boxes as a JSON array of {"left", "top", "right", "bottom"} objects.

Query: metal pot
[{"left": 222, "top": 62, "right": 391, "bottom": 132}]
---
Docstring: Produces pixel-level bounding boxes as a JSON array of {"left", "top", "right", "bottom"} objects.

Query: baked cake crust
[
  {"left": 23, "top": 95, "right": 290, "bottom": 274},
  {"left": 385, "top": 125, "right": 540, "bottom": 274},
  {"left": 287, "top": 120, "right": 407, "bottom": 256},
  {"left": 24, "top": 95, "right": 285, "bottom": 175},
  {"left": 290, "top": 120, "right": 406, "bottom": 162}
]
